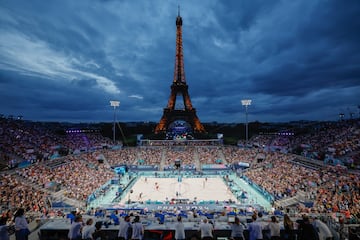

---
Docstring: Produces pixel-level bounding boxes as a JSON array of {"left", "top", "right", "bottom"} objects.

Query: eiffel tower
[{"left": 155, "top": 8, "right": 206, "bottom": 135}]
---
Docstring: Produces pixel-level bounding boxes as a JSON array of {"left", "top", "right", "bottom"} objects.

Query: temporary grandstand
[{"left": 1, "top": 118, "right": 360, "bottom": 239}]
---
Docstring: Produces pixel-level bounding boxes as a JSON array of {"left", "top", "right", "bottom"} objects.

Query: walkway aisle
[
  {"left": 159, "top": 148, "right": 166, "bottom": 170},
  {"left": 194, "top": 147, "right": 201, "bottom": 170},
  {"left": 229, "top": 174, "right": 272, "bottom": 211},
  {"left": 87, "top": 174, "right": 131, "bottom": 209}
]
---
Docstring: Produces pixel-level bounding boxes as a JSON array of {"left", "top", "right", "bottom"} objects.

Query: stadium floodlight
[
  {"left": 241, "top": 99, "right": 252, "bottom": 147},
  {"left": 339, "top": 113, "right": 344, "bottom": 121},
  {"left": 110, "top": 101, "right": 120, "bottom": 143}
]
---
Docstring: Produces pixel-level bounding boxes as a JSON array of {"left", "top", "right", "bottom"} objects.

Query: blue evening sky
[{"left": 0, "top": 0, "right": 359, "bottom": 123}]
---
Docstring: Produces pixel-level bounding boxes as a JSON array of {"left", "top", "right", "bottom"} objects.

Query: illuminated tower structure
[{"left": 155, "top": 8, "right": 206, "bottom": 135}]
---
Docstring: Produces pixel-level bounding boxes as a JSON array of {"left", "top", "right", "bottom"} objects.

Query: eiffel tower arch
[{"left": 155, "top": 8, "right": 206, "bottom": 136}]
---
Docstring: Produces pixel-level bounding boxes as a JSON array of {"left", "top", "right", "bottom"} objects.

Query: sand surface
[{"left": 120, "top": 177, "right": 238, "bottom": 204}]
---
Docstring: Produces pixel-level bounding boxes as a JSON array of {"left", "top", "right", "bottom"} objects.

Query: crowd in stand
[
  {"left": 243, "top": 154, "right": 319, "bottom": 200},
  {"left": 165, "top": 147, "right": 196, "bottom": 170},
  {"left": 137, "top": 148, "right": 163, "bottom": 166},
  {"left": 239, "top": 120, "right": 360, "bottom": 167},
  {"left": 312, "top": 166, "right": 360, "bottom": 221},
  {"left": 0, "top": 174, "right": 50, "bottom": 214},
  {"left": 104, "top": 148, "right": 138, "bottom": 166},
  {"left": 197, "top": 147, "right": 223, "bottom": 165},
  {"left": 15, "top": 152, "right": 115, "bottom": 202},
  {"left": 0, "top": 118, "right": 112, "bottom": 168},
  {"left": 281, "top": 120, "right": 359, "bottom": 165},
  {"left": 140, "top": 139, "right": 222, "bottom": 146},
  {"left": 223, "top": 147, "right": 260, "bottom": 166},
  {"left": 243, "top": 135, "right": 272, "bottom": 148},
  {"left": 0, "top": 117, "right": 359, "bottom": 229},
  {"left": 0, "top": 118, "right": 56, "bottom": 165}
]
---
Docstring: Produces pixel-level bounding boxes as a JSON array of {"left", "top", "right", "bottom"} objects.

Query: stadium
[
  {"left": 0, "top": 117, "right": 359, "bottom": 239},
  {"left": 1, "top": 1, "right": 360, "bottom": 240}
]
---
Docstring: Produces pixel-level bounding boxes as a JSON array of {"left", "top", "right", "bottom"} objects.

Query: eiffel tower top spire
[
  {"left": 174, "top": 5, "right": 185, "bottom": 84},
  {"left": 177, "top": 5, "right": 181, "bottom": 26}
]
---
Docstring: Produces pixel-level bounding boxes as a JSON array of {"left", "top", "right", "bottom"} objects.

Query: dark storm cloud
[
  {"left": 0, "top": 72, "right": 112, "bottom": 121},
  {"left": 0, "top": 0, "right": 359, "bottom": 123},
  {"left": 213, "top": 0, "right": 280, "bottom": 31},
  {"left": 186, "top": 0, "right": 360, "bottom": 122}
]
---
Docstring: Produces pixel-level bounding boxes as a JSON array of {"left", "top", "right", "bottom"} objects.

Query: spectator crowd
[{"left": 0, "top": 117, "right": 359, "bottom": 230}]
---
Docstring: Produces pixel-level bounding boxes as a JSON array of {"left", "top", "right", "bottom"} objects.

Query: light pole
[
  {"left": 110, "top": 100, "right": 120, "bottom": 143},
  {"left": 241, "top": 99, "right": 252, "bottom": 147},
  {"left": 339, "top": 113, "right": 344, "bottom": 121}
]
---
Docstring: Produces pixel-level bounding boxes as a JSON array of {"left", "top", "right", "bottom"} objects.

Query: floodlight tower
[
  {"left": 110, "top": 100, "right": 120, "bottom": 143},
  {"left": 241, "top": 99, "right": 252, "bottom": 146}
]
